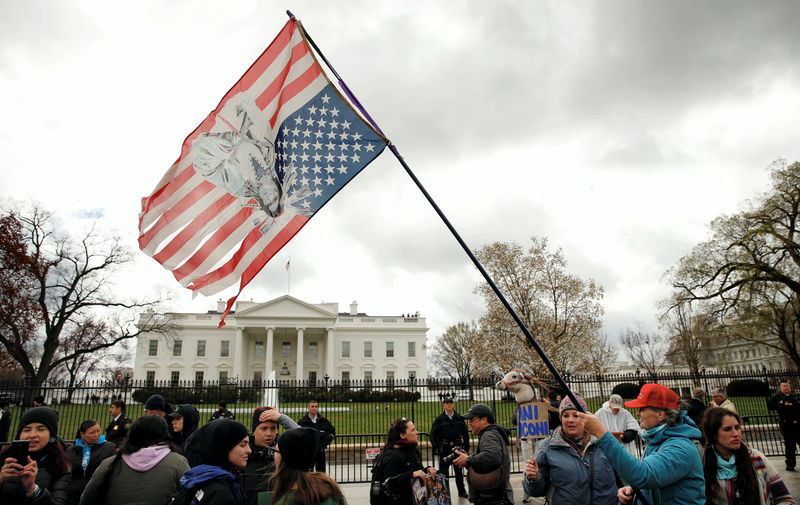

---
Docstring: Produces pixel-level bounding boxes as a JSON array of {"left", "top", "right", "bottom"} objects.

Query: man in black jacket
[
  {"left": 105, "top": 399, "right": 132, "bottom": 445},
  {"left": 768, "top": 379, "right": 800, "bottom": 471},
  {"left": 430, "top": 397, "right": 469, "bottom": 498},
  {"left": 297, "top": 400, "right": 335, "bottom": 472}
]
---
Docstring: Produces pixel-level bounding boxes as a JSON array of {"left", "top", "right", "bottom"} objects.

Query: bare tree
[
  {"left": 660, "top": 300, "right": 715, "bottom": 385},
  {"left": 429, "top": 321, "right": 483, "bottom": 384},
  {"left": 0, "top": 202, "right": 172, "bottom": 402},
  {"left": 474, "top": 237, "right": 605, "bottom": 379},
  {"left": 620, "top": 321, "right": 668, "bottom": 380}
]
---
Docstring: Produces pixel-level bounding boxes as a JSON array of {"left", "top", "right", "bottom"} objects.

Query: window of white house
[
  {"left": 146, "top": 371, "right": 155, "bottom": 385},
  {"left": 309, "top": 342, "right": 318, "bottom": 359},
  {"left": 341, "top": 371, "right": 350, "bottom": 383},
  {"left": 254, "top": 341, "right": 264, "bottom": 358},
  {"left": 408, "top": 341, "right": 416, "bottom": 358},
  {"left": 253, "top": 371, "right": 263, "bottom": 383},
  {"left": 219, "top": 371, "right": 228, "bottom": 383},
  {"left": 282, "top": 342, "right": 291, "bottom": 358},
  {"left": 386, "top": 342, "right": 394, "bottom": 357},
  {"left": 364, "top": 341, "right": 372, "bottom": 358},
  {"left": 197, "top": 340, "right": 206, "bottom": 357},
  {"left": 309, "top": 371, "right": 317, "bottom": 383},
  {"left": 170, "top": 371, "right": 180, "bottom": 385},
  {"left": 173, "top": 340, "right": 182, "bottom": 357},
  {"left": 342, "top": 341, "right": 350, "bottom": 358},
  {"left": 364, "top": 371, "right": 373, "bottom": 383},
  {"left": 221, "top": 340, "right": 230, "bottom": 357},
  {"left": 386, "top": 370, "right": 395, "bottom": 386},
  {"left": 148, "top": 339, "right": 158, "bottom": 356},
  {"left": 195, "top": 371, "right": 204, "bottom": 384}
]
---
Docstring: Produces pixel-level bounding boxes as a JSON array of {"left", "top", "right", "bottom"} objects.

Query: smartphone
[{"left": 8, "top": 440, "right": 29, "bottom": 466}]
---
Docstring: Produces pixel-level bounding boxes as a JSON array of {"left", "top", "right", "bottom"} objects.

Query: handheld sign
[{"left": 517, "top": 401, "right": 550, "bottom": 440}]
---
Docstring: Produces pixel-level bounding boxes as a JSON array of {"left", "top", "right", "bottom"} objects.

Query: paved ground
[{"left": 340, "top": 455, "right": 800, "bottom": 505}]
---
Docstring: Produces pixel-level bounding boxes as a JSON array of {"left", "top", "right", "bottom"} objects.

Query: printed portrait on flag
[{"left": 138, "top": 18, "right": 387, "bottom": 325}]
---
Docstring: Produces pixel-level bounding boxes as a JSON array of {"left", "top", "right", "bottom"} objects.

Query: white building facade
[{"left": 133, "top": 296, "right": 429, "bottom": 384}]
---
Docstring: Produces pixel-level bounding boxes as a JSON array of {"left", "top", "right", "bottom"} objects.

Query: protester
[
  {"left": 372, "top": 417, "right": 436, "bottom": 505},
  {"left": 79, "top": 415, "right": 189, "bottom": 505},
  {"left": 686, "top": 388, "right": 707, "bottom": 428},
  {"left": 144, "top": 394, "right": 172, "bottom": 417},
  {"left": 768, "top": 379, "right": 800, "bottom": 471},
  {"left": 594, "top": 394, "right": 640, "bottom": 457},
  {"left": 453, "top": 404, "right": 512, "bottom": 505},
  {"left": 711, "top": 388, "right": 738, "bottom": 414},
  {"left": 264, "top": 427, "right": 346, "bottom": 505},
  {"left": 701, "top": 407, "right": 794, "bottom": 505},
  {"left": 65, "top": 420, "right": 116, "bottom": 505},
  {"left": 181, "top": 418, "right": 251, "bottom": 504},
  {"left": 0, "top": 399, "right": 11, "bottom": 443},
  {"left": 430, "top": 397, "right": 469, "bottom": 498},
  {"left": 105, "top": 400, "right": 131, "bottom": 446},
  {"left": 245, "top": 406, "right": 299, "bottom": 505},
  {"left": 169, "top": 404, "right": 200, "bottom": 452},
  {"left": 0, "top": 406, "right": 71, "bottom": 504},
  {"left": 578, "top": 383, "right": 705, "bottom": 505},
  {"left": 523, "top": 395, "right": 618, "bottom": 505},
  {"left": 211, "top": 402, "right": 236, "bottom": 420},
  {"left": 297, "top": 401, "right": 335, "bottom": 472}
]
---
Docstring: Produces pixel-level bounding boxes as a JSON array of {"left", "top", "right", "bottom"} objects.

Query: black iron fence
[{"left": 0, "top": 367, "right": 796, "bottom": 483}]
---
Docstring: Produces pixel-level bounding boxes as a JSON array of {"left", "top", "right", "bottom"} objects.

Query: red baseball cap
[{"left": 624, "top": 384, "right": 679, "bottom": 410}]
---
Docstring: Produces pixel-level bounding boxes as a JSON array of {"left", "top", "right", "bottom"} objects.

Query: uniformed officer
[
  {"left": 768, "top": 379, "right": 800, "bottom": 471},
  {"left": 210, "top": 401, "right": 235, "bottom": 420},
  {"left": 430, "top": 397, "right": 470, "bottom": 498},
  {"left": 105, "top": 399, "right": 132, "bottom": 445}
]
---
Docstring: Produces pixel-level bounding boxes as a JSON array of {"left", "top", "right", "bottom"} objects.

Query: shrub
[
  {"left": 726, "top": 379, "right": 769, "bottom": 397},
  {"left": 612, "top": 383, "right": 641, "bottom": 399}
]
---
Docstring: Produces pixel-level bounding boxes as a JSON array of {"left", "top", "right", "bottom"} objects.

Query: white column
[
  {"left": 235, "top": 327, "right": 244, "bottom": 382},
  {"left": 326, "top": 328, "right": 335, "bottom": 378},
  {"left": 296, "top": 328, "right": 305, "bottom": 381},
  {"left": 265, "top": 327, "right": 274, "bottom": 379}
]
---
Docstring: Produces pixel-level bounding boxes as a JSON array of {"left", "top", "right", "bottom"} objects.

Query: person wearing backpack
[
  {"left": 371, "top": 418, "right": 436, "bottom": 505},
  {"left": 79, "top": 415, "right": 188, "bottom": 505},
  {"left": 180, "top": 418, "right": 251, "bottom": 505}
]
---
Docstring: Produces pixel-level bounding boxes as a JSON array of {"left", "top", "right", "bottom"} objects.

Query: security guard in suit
[
  {"left": 430, "top": 397, "right": 470, "bottom": 497},
  {"left": 768, "top": 380, "right": 800, "bottom": 471},
  {"left": 106, "top": 399, "right": 133, "bottom": 445}
]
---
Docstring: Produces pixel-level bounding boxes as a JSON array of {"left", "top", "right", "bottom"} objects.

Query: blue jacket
[
  {"left": 594, "top": 412, "right": 705, "bottom": 505},
  {"left": 522, "top": 427, "right": 618, "bottom": 505}
]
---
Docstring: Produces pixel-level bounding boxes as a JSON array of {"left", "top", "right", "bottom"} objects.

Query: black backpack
[{"left": 163, "top": 486, "right": 199, "bottom": 505}]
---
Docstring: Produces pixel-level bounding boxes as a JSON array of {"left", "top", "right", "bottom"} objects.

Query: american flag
[{"left": 138, "top": 18, "right": 386, "bottom": 326}]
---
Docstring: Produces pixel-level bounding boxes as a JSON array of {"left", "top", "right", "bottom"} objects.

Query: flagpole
[
  {"left": 287, "top": 257, "right": 291, "bottom": 295},
  {"left": 290, "top": 12, "right": 585, "bottom": 413}
]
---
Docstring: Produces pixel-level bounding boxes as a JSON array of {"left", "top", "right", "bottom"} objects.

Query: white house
[{"left": 133, "top": 296, "right": 429, "bottom": 384}]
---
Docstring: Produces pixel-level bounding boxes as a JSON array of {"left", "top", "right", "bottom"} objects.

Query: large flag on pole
[{"left": 138, "top": 18, "right": 387, "bottom": 326}]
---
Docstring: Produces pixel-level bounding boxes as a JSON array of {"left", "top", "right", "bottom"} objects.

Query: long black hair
[
  {"left": 701, "top": 407, "right": 759, "bottom": 504},
  {"left": 376, "top": 417, "right": 420, "bottom": 465}
]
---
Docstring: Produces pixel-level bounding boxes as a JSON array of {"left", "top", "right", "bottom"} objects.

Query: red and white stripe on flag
[{"left": 138, "top": 18, "right": 366, "bottom": 326}]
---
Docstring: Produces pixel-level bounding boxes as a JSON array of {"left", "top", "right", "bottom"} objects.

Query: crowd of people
[{"left": 1, "top": 383, "right": 799, "bottom": 505}]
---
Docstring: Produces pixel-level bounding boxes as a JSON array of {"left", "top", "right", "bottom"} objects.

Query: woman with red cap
[{"left": 578, "top": 383, "right": 705, "bottom": 505}]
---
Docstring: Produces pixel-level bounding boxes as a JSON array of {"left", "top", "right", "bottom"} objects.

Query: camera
[{"left": 442, "top": 446, "right": 465, "bottom": 464}]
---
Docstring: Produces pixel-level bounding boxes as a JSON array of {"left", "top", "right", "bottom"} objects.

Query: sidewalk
[{"left": 341, "top": 456, "right": 800, "bottom": 505}]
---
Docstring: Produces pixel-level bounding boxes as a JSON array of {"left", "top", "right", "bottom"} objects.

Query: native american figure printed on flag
[{"left": 138, "top": 18, "right": 387, "bottom": 325}]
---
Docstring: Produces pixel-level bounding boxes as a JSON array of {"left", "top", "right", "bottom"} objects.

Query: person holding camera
[
  {"left": 372, "top": 418, "right": 436, "bottom": 505},
  {"left": 452, "top": 404, "right": 512, "bottom": 505},
  {"left": 430, "top": 397, "right": 469, "bottom": 498}
]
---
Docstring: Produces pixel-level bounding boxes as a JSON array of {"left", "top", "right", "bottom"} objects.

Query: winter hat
[
  {"left": 17, "top": 407, "right": 59, "bottom": 440},
  {"left": 252, "top": 406, "right": 277, "bottom": 432},
  {"left": 185, "top": 418, "right": 250, "bottom": 468},
  {"left": 277, "top": 427, "right": 320, "bottom": 471},
  {"left": 145, "top": 394, "right": 167, "bottom": 412},
  {"left": 559, "top": 394, "right": 588, "bottom": 416}
]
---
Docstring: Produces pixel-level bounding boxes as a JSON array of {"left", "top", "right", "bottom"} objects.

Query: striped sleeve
[{"left": 754, "top": 451, "right": 795, "bottom": 504}]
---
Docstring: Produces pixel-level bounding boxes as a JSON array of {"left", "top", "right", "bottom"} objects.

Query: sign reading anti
[{"left": 517, "top": 401, "right": 550, "bottom": 440}]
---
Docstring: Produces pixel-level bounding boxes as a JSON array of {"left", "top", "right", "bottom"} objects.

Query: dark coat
[
  {"left": 244, "top": 437, "right": 278, "bottom": 505},
  {"left": 768, "top": 393, "right": 800, "bottom": 427},
  {"left": 0, "top": 445, "right": 71, "bottom": 505},
  {"left": 104, "top": 415, "right": 132, "bottom": 445},
  {"left": 430, "top": 411, "right": 469, "bottom": 455},
  {"left": 377, "top": 446, "right": 427, "bottom": 505},
  {"left": 0, "top": 408, "right": 11, "bottom": 443},
  {"left": 65, "top": 439, "right": 116, "bottom": 505},
  {"left": 686, "top": 398, "right": 707, "bottom": 427},
  {"left": 171, "top": 404, "right": 200, "bottom": 452},
  {"left": 297, "top": 414, "right": 335, "bottom": 449},
  {"left": 467, "top": 424, "right": 513, "bottom": 505}
]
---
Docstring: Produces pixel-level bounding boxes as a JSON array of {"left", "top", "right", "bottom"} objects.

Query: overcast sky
[{"left": 3, "top": 1, "right": 800, "bottom": 363}]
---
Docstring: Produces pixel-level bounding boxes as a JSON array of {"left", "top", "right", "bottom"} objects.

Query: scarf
[
  {"left": 563, "top": 430, "right": 591, "bottom": 457},
  {"left": 715, "top": 450, "right": 737, "bottom": 480},
  {"left": 640, "top": 423, "right": 667, "bottom": 441},
  {"left": 76, "top": 436, "right": 107, "bottom": 474}
]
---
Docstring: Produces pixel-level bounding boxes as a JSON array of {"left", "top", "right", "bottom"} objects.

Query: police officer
[
  {"left": 105, "top": 399, "right": 132, "bottom": 445},
  {"left": 768, "top": 379, "right": 800, "bottom": 471},
  {"left": 210, "top": 401, "right": 235, "bottom": 420},
  {"left": 430, "top": 397, "right": 469, "bottom": 498}
]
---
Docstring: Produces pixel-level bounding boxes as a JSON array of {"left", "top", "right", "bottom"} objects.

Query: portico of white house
[{"left": 134, "top": 295, "right": 429, "bottom": 383}]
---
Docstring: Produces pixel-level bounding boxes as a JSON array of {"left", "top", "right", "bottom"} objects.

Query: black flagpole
[{"left": 288, "top": 11, "right": 585, "bottom": 413}]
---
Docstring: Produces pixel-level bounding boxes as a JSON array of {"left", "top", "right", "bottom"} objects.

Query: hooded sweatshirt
[
  {"left": 183, "top": 418, "right": 250, "bottom": 505},
  {"left": 594, "top": 410, "right": 705, "bottom": 505},
  {"left": 171, "top": 404, "right": 200, "bottom": 452}
]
